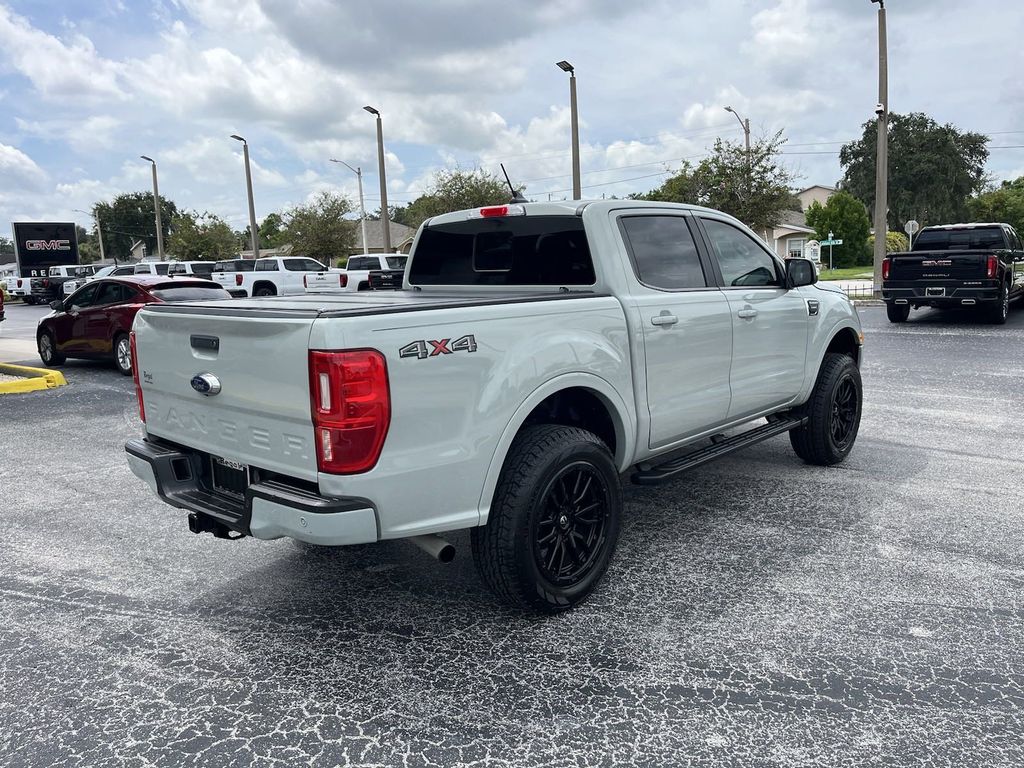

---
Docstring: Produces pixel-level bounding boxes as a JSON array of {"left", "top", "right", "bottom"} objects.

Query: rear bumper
[
  {"left": 882, "top": 283, "right": 999, "bottom": 305},
  {"left": 125, "top": 437, "right": 379, "bottom": 545}
]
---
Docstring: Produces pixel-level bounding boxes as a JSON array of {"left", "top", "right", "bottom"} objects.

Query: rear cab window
[
  {"left": 409, "top": 216, "right": 595, "bottom": 286},
  {"left": 913, "top": 227, "right": 1007, "bottom": 251}
]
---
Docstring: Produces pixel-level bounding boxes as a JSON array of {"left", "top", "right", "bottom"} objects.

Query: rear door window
[
  {"left": 619, "top": 215, "right": 708, "bottom": 290},
  {"left": 409, "top": 216, "right": 595, "bottom": 286},
  {"left": 386, "top": 256, "right": 408, "bottom": 270},
  {"left": 93, "top": 281, "right": 125, "bottom": 306},
  {"left": 913, "top": 228, "right": 1006, "bottom": 251},
  {"left": 256, "top": 260, "right": 277, "bottom": 271}
]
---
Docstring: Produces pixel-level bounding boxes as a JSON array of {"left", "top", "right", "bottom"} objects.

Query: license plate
[
  {"left": 211, "top": 456, "right": 249, "bottom": 497},
  {"left": 926, "top": 287, "right": 945, "bottom": 297}
]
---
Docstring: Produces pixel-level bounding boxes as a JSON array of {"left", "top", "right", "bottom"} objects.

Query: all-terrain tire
[
  {"left": 789, "top": 353, "right": 862, "bottom": 466},
  {"left": 886, "top": 302, "right": 910, "bottom": 323},
  {"left": 253, "top": 284, "right": 276, "bottom": 297},
  {"left": 471, "top": 424, "right": 621, "bottom": 613}
]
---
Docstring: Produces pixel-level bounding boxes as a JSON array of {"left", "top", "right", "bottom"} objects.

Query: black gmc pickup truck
[{"left": 882, "top": 223, "right": 1024, "bottom": 324}]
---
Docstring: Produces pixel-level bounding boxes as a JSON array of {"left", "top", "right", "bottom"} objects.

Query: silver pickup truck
[{"left": 125, "top": 200, "right": 864, "bottom": 612}]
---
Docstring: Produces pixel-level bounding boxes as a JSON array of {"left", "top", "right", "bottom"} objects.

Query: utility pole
[
  {"left": 330, "top": 159, "right": 369, "bottom": 255},
  {"left": 230, "top": 135, "right": 260, "bottom": 259},
  {"left": 139, "top": 156, "right": 164, "bottom": 259},
  {"left": 871, "top": 0, "right": 888, "bottom": 295}
]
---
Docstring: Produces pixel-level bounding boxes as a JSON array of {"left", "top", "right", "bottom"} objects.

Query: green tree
[
  {"left": 867, "top": 231, "right": 910, "bottom": 254},
  {"left": 167, "top": 211, "right": 240, "bottom": 261},
  {"left": 0, "top": 235, "right": 15, "bottom": 259},
  {"left": 241, "top": 212, "right": 289, "bottom": 250},
  {"left": 93, "top": 192, "right": 177, "bottom": 261},
  {"left": 401, "top": 169, "right": 510, "bottom": 229},
  {"left": 637, "top": 131, "right": 797, "bottom": 234},
  {"left": 76, "top": 225, "right": 101, "bottom": 263},
  {"left": 283, "top": 191, "right": 356, "bottom": 263},
  {"left": 804, "top": 191, "right": 872, "bottom": 267},
  {"left": 839, "top": 112, "right": 989, "bottom": 233},
  {"left": 967, "top": 177, "right": 1024, "bottom": 234}
]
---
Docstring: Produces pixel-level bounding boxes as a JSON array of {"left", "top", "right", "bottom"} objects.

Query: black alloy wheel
[
  {"left": 472, "top": 424, "right": 622, "bottom": 613},
  {"left": 789, "top": 352, "right": 862, "bottom": 466},
  {"left": 829, "top": 375, "right": 859, "bottom": 451},
  {"left": 533, "top": 462, "right": 611, "bottom": 587}
]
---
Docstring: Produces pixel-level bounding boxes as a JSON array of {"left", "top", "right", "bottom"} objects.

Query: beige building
[
  {"left": 349, "top": 221, "right": 416, "bottom": 257},
  {"left": 796, "top": 185, "right": 835, "bottom": 212}
]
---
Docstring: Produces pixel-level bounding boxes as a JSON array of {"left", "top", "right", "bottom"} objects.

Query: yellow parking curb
[{"left": 0, "top": 363, "right": 68, "bottom": 394}]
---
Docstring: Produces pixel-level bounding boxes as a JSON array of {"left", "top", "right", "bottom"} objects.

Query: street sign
[
  {"left": 820, "top": 239, "right": 843, "bottom": 246},
  {"left": 904, "top": 220, "right": 920, "bottom": 236}
]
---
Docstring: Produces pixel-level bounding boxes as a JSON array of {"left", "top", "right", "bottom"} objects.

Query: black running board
[{"left": 631, "top": 415, "right": 807, "bottom": 485}]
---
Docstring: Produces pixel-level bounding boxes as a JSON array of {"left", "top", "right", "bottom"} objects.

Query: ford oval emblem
[{"left": 190, "top": 373, "right": 221, "bottom": 396}]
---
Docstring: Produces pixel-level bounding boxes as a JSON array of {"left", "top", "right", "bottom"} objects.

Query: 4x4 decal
[{"left": 399, "top": 334, "right": 478, "bottom": 360}]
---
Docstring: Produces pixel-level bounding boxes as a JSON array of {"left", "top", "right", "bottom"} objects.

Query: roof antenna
[{"left": 501, "top": 163, "right": 528, "bottom": 204}]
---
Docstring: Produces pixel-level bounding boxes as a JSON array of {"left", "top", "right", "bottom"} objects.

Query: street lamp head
[
  {"left": 140, "top": 155, "right": 154, "bottom": 163},
  {"left": 363, "top": 105, "right": 379, "bottom": 116},
  {"left": 230, "top": 134, "right": 246, "bottom": 143},
  {"left": 724, "top": 106, "right": 735, "bottom": 114},
  {"left": 555, "top": 60, "right": 574, "bottom": 74}
]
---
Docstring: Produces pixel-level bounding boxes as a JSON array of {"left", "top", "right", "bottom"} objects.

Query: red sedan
[{"left": 37, "top": 276, "right": 233, "bottom": 375}]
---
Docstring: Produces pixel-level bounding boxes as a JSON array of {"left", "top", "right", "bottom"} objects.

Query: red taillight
[
  {"left": 130, "top": 331, "right": 145, "bottom": 422},
  {"left": 986, "top": 254, "right": 998, "bottom": 279},
  {"left": 339, "top": 274, "right": 348, "bottom": 288},
  {"left": 17, "top": 279, "right": 22, "bottom": 287},
  {"left": 882, "top": 257, "right": 891, "bottom": 281},
  {"left": 42, "top": 279, "right": 50, "bottom": 287},
  {"left": 480, "top": 205, "right": 509, "bottom": 217},
  {"left": 235, "top": 273, "right": 243, "bottom": 286},
  {"left": 309, "top": 350, "right": 390, "bottom": 474}
]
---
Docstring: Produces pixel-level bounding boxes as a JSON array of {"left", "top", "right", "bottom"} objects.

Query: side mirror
[
  {"left": 786, "top": 258, "right": 818, "bottom": 288},
  {"left": 49, "top": 299, "right": 63, "bottom": 311}
]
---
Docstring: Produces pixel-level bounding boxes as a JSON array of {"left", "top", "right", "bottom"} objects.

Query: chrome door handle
[
  {"left": 650, "top": 314, "right": 679, "bottom": 326},
  {"left": 737, "top": 308, "right": 758, "bottom": 319}
]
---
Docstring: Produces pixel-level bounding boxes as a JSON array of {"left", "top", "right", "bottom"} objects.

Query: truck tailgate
[
  {"left": 889, "top": 251, "right": 989, "bottom": 281},
  {"left": 133, "top": 304, "right": 319, "bottom": 481}
]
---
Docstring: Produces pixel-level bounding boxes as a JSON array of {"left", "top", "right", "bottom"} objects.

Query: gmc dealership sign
[{"left": 12, "top": 222, "right": 79, "bottom": 277}]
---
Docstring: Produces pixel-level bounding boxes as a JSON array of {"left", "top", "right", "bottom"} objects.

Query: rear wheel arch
[
  {"left": 253, "top": 281, "right": 277, "bottom": 296},
  {"left": 477, "top": 374, "right": 635, "bottom": 526}
]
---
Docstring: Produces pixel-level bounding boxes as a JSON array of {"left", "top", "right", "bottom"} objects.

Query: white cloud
[
  {"left": 0, "top": 143, "right": 47, "bottom": 190},
  {"left": 0, "top": 5, "right": 125, "bottom": 102}
]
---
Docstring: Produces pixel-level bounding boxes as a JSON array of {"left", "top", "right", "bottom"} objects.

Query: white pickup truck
[
  {"left": 212, "top": 256, "right": 332, "bottom": 297},
  {"left": 125, "top": 200, "right": 864, "bottom": 613},
  {"left": 304, "top": 253, "right": 409, "bottom": 293}
]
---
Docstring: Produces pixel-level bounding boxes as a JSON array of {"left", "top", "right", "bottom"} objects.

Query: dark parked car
[
  {"left": 37, "top": 277, "right": 232, "bottom": 375},
  {"left": 882, "top": 223, "right": 1024, "bottom": 324}
]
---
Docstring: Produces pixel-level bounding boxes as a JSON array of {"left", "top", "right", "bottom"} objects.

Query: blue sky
[{"left": 1, "top": 0, "right": 1022, "bottom": 242}]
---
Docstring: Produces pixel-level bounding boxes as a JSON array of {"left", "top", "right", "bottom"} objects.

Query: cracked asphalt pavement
[{"left": 1, "top": 301, "right": 1023, "bottom": 767}]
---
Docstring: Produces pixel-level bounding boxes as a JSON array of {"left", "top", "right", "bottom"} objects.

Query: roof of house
[{"left": 797, "top": 184, "right": 836, "bottom": 194}]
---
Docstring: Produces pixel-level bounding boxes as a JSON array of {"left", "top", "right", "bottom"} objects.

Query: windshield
[
  {"left": 913, "top": 227, "right": 1006, "bottom": 251},
  {"left": 409, "top": 216, "right": 594, "bottom": 286},
  {"left": 149, "top": 285, "right": 233, "bottom": 302}
]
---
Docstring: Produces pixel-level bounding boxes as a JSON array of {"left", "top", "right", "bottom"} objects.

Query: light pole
[
  {"left": 230, "top": 134, "right": 260, "bottom": 259},
  {"left": 363, "top": 106, "right": 392, "bottom": 253},
  {"left": 330, "top": 159, "right": 369, "bottom": 255},
  {"left": 724, "top": 105, "right": 751, "bottom": 156},
  {"left": 870, "top": 0, "right": 888, "bottom": 295},
  {"left": 74, "top": 208, "right": 109, "bottom": 264},
  {"left": 139, "top": 156, "right": 164, "bottom": 259},
  {"left": 556, "top": 61, "right": 582, "bottom": 199},
  {"left": 828, "top": 230, "right": 834, "bottom": 271}
]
